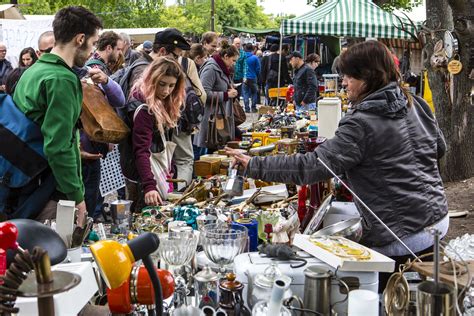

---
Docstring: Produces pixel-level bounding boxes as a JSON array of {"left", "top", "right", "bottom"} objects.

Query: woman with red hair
[{"left": 130, "top": 57, "right": 185, "bottom": 206}]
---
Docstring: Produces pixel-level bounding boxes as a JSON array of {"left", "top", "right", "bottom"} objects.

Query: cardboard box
[
  {"left": 294, "top": 234, "right": 395, "bottom": 273},
  {"left": 200, "top": 154, "right": 227, "bottom": 162}
]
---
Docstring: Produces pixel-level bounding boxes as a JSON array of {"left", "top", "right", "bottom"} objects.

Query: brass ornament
[{"left": 447, "top": 58, "right": 462, "bottom": 75}]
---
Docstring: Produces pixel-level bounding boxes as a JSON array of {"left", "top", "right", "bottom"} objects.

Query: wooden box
[
  {"left": 258, "top": 106, "right": 276, "bottom": 115},
  {"left": 194, "top": 160, "right": 220, "bottom": 177}
]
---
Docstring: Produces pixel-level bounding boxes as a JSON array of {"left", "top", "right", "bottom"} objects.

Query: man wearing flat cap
[{"left": 126, "top": 28, "right": 206, "bottom": 200}]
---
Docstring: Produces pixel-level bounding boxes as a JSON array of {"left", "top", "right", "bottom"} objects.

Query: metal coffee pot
[
  {"left": 303, "top": 264, "right": 348, "bottom": 316},
  {"left": 245, "top": 263, "right": 292, "bottom": 309},
  {"left": 219, "top": 273, "right": 250, "bottom": 316},
  {"left": 110, "top": 199, "right": 132, "bottom": 223}
]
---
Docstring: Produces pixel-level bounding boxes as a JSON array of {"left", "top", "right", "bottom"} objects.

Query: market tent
[
  {"left": 223, "top": 26, "right": 280, "bottom": 35},
  {"left": 281, "top": 0, "right": 417, "bottom": 40}
]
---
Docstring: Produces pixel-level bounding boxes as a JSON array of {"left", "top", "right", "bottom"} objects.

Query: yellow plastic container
[
  {"left": 252, "top": 132, "right": 271, "bottom": 146},
  {"left": 265, "top": 135, "right": 281, "bottom": 146}
]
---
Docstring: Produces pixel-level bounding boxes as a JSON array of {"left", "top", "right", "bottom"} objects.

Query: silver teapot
[{"left": 245, "top": 263, "right": 292, "bottom": 309}]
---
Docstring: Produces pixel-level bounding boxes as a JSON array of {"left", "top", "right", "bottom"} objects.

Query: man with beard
[
  {"left": 86, "top": 31, "right": 122, "bottom": 76},
  {"left": 13, "top": 6, "right": 103, "bottom": 225}
]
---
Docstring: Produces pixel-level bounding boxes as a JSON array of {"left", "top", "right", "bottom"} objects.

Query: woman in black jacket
[{"left": 227, "top": 41, "right": 448, "bottom": 269}]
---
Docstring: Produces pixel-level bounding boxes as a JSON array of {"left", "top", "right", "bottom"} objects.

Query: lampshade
[
  {"left": 107, "top": 266, "right": 175, "bottom": 314},
  {"left": 90, "top": 232, "right": 160, "bottom": 289},
  {"left": 90, "top": 239, "right": 134, "bottom": 289},
  {"left": 6, "top": 219, "right": 67, "bottom": 266}
]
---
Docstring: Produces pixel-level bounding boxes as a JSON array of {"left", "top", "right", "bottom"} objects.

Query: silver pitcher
[{"left": 303, "top": 265, "right": 348, "bottom": 316}]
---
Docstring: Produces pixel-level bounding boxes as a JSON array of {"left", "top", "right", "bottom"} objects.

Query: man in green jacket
[{"left": 13, "top": 6, "right": 103, "bottom": 225}]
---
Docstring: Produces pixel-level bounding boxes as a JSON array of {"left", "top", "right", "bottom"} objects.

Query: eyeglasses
[
  {"left": 0, "top": 50, "right": 6, "bottom": 53},
  {"left": 39, "top": 47, "right": 53, "bottom": 54}
]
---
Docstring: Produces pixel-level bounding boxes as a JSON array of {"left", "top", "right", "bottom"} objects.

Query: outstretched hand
[
  {"left": 144, "top": 190, "right": 162, "bottom": 206},
  {"left": 224, "top": 147, "right": 251, "bottom": 170},
  {"left": 88, "top": 68, "right": 109, "bottom": 85},
  {"left": 80, "top": 150, "right": 103, "bottom": 160}
]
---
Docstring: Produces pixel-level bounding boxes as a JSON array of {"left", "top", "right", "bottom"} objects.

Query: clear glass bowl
[
  {"left": 201, "top": 223, "right": 248, "bottom": 268},
  {"left": 251, "top": 301, "right": 291, "bottom": 316},
  {"left": 159, "top": 232, "right": 198, "bottom": 267}
]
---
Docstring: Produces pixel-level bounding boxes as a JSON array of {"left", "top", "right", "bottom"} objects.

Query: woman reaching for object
[
  {"left": 226, "top": 41, "right": 448, "bottom": 288},
  {"left": 131, "top": 57, "right": 185, "bottom": 206}
]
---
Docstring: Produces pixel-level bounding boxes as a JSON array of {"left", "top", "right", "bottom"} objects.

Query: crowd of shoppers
[{"left": 2, "top": 5, "right": 408, "bottom": 231}]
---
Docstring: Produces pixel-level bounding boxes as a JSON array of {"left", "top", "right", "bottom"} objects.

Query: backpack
[
  {"left": 266, "top": 55, "right": 279, "bottom": 84},
  {"left": 0, "top": 94, "right": 48, "bottom": 213},
  {"left": 0, "top": 94, "right": 47, "bottom": 189},
  {"left": 110, "top": 59, "right": 150, "bottom": 101},
  {"left": 118, "top": 98, "right": 142, "bottom": 182},
  {"left": 178, "top": 57, "right": 204, "bottom": 134}
]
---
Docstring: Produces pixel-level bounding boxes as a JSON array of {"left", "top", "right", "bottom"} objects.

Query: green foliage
[
  {"left": 4, "top": 0, "right": 276, "bottom": 33},
  {"left": 5, "top": 0, "right": 56, "bottom": 15},
  {"left": 2, "top": 0, "right": 165, "bottom": 28},
  {"left": 160, "top": 0, "right": 277, "bottom": 34},
  {"left": 273, "top": 14, "right": 296, "bottom": 26},
  {"left": 159, "top": 5, "right": 208, "bottom": 34},
  {"left": 215, "top": 0, "right": 277, "bottom": 30}
]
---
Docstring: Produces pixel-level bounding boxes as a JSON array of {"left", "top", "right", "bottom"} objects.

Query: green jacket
[{"left": 13, "top": 53, "right": 85, "bottom": 204}]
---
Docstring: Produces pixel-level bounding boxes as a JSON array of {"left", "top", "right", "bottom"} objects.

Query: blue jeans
[
  {"left": 193, "top": 145, "right": 207, "bottom": 161},
  {"left": 242, "top": 79, "right": 258, "bottom": 111},
  {"left": 2, "top": 170, "right": 56, "bottom": 219},
  {"left": 297, "top": 102, "right": 316, "bottom": 111},
  {"left": 82, "top": 159, "right": 101, "bottom": 218}
]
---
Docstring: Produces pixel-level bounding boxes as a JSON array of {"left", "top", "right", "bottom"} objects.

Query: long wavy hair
[
  {"left": 18, "top": 47, "right": 38, "bottom": 67},
  {"left": 131, "top": 57, "right": 185, "bottom": 132},
  {"left": 338, "top": 40, "right": 412, "bottom": 106}
]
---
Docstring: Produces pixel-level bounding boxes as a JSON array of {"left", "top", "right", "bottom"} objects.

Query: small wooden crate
[{"left": 194, "top": 160, "right": 220, "bottom": 177}]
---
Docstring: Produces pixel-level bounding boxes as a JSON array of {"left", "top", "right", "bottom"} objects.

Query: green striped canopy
[{"left": 281, "top": 0, "right": 418, "bottom": 40}]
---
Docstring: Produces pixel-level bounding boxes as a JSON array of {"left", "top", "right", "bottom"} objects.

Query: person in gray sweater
[
  {"left": 226, "top": 41, "right": 448, "bottom": 262},
  {"left": 194, "top": 40, "right": 239, "bottom": 151}
]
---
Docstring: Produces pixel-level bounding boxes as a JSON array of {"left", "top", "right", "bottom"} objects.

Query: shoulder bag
[
  {"left": 81, "top": 82, "right": 130, "bottom": 143},
  {"left": 133, "top": 104, "right": 176, "bottom": 201},
  {"left": 206, "top": 93, "right": 232, "bottom": 148},
  {"left": 232, "top": 98, "right": 246, "bottom": 126}
]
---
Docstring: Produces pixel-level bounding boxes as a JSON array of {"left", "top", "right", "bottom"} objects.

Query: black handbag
[{"left": 206, "top": 93, "right": 231, "bottom": 148}]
